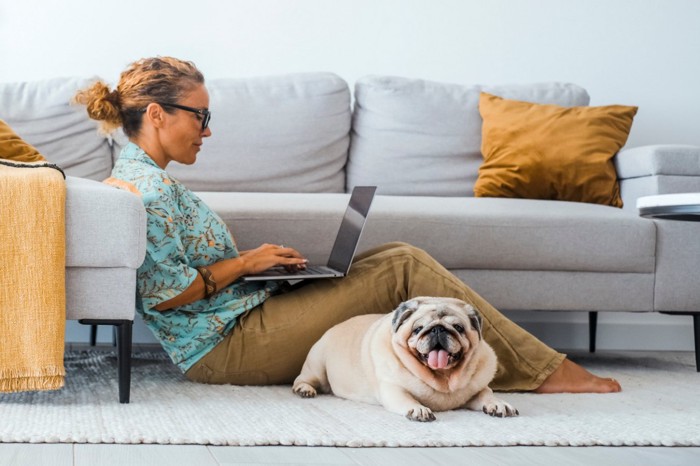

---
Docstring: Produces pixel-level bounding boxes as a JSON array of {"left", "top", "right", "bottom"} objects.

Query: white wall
[
  {"left": 2, "top": 0, "right": 698, "bottom": 349},
  {"left": 2, "top": 0, "right": 699, "bottom": 147}
]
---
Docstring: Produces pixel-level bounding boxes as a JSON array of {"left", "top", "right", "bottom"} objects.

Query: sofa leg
[
  {"left": 90, "top": 325, "right": 97, "bottom": 346},
  {"left": 589, "top": 311, "right": 597, "bottom": 353},
  {"left": 658, "top": 312, "right": 700, "bottom": 372},
  {"left": 78, "top": 319, "right": 133, "bottom": 403},
  {"left": 694, "top": 314, "right": 700, "bottom": 373},
  {"left": 116, "top": 321, "right": 133, "bottom": 403}
]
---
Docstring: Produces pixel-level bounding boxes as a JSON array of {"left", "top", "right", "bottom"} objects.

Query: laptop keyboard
[
  {"left": 263, "top": 265, "right": 333, "bottom": 276},
  {"left": 294, "top": 266, "right": 333, "bottom": 275}
]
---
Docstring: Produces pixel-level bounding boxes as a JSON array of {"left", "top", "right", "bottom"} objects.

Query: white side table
[
  {"left": 638, "top": 192, "right": 700, "bottom": 220},
  {"left": 638, "top": 193, "right": 700, "bottom": 371}
]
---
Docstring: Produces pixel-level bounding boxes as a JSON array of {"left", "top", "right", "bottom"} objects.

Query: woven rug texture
[{"left": 0, "top": 350, "right": 698, "bottom": 447}]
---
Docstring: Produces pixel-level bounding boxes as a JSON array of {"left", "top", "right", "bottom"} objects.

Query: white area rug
[{"left": 1, "top": 350, "right": 699, "bottom": 446}]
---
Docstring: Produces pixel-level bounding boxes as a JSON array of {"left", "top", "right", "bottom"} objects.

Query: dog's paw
[
  {"left": 406, "top": 406, "right": 436, "bottom": 422},
  {"left": 292, "top": 382, "right": 317, "bottom": 398},
  {"left": 482, "top": 399, "right": 519, "bottom": 418}
]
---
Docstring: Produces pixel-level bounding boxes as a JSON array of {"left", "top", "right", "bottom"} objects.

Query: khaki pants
[{"left": 186, "top": 242, "right": 565, "bottom": 391}]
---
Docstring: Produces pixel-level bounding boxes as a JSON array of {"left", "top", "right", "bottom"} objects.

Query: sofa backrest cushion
[
  {"left": 148, "top": 72, "right": 351, "bottom": 193},
  {"left": 348, "top": 76, "right": 590, "bottom": 196},
  {"left": 0, "top": 77, "right": 113, "bottom": 180}
]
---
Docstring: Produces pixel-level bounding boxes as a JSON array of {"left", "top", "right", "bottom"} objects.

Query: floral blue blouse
[{"left": 107, "top": 142, "right": 280, "bottom": 372}]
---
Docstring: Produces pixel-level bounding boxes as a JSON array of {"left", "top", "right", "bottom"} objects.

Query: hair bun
[
  {"left": 107, "top": 88, "right": 121, "bottom": 106},
  {"left": 73, "top": 80, "right": 123, "bottom": 134}
]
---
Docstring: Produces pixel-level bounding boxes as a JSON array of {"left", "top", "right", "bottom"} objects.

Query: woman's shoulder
[{"left": 111, "top": 161, "right": 180, "bottom": 204}]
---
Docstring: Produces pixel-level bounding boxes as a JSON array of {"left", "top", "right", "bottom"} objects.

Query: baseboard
[{"left": 65, "top": 311, "right": 696, "bottom": 352}]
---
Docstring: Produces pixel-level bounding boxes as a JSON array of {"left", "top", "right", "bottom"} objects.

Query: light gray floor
[
  {"left": 2, "top": 346, "right": 698, "bottom": 465},
  {"left": 1, "top": 444, "right": 699, "bottom": 466}
]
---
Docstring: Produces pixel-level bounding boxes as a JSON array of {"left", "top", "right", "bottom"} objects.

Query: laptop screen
[{"left": 326, "top": 186, "right": 376, "bottom": 273}]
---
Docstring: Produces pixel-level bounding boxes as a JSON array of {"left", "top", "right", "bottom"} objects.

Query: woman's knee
[
  {"left": 381, "top": 241, "right": 412, "bottom": 250},
  {"left": 364, "top": 241, "right": 423, "bottom": 257},
  {"left": 385, "top": 242, "right": 434, "bottom": 264},
  {"left": 356, "top": 242, "right": 428, "bottom": 269}
]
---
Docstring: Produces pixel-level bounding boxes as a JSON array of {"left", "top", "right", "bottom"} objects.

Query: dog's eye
[
  {"left": 412, "top": 326, "right": 423, "bottom": 335},
  {"left": 453, "top": 324, "right": 465, "bottom": 333}
]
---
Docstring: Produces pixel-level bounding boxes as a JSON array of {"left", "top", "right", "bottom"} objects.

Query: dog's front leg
[
  {"left": 465, "top": 387, "right": 519, "bottom": 417},
  {"left": 378, "top": 383, "right": 436, "bottom": 422}
]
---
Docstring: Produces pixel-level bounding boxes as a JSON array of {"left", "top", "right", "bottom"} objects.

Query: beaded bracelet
[{"left": 196, "top": 266, "right": 218, "bottom": 299}]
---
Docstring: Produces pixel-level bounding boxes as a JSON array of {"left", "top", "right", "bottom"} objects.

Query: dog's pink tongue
[{"left": 428, "top": 349, "right": 449, "bottom": 369}]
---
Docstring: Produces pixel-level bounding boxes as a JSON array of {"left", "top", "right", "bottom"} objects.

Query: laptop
[{"left": 242, "top": 186, "right": 377, "bottom": 282}]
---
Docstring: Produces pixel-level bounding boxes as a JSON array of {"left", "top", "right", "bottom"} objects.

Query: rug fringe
[{"left": 0, "top": 366, "right": 65, "bottom": 392}]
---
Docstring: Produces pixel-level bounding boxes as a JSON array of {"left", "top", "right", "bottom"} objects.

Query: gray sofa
[{"left": 3, "top": 73, "right": 700, "bottom": 403}]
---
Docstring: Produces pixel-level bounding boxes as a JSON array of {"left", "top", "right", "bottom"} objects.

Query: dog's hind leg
[{"left": 292, "top": 341, "right": 330, "bottom": 398}]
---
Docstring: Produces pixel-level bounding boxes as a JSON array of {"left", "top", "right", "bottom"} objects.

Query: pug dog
[{"left": 293, "top": 296, "right": 518, "bottom": 421}]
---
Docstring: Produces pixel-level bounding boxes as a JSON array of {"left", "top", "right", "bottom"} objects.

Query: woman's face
[{"left": 158, "top": 84, "right": 212, "bottom": 166}]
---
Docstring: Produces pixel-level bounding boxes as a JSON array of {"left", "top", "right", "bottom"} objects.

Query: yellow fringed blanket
[{"left": 0, "top": 159, "right": 66, "bottom": 392}]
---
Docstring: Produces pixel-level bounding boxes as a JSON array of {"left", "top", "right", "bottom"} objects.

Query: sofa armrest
[
  {"left": 66, "top": 176, "right": 147, "bottom": 269},
  {"left": 614, "top": 145, "right": 700, "bottom": 211},
  {"left": 616, "top": 144, "right": 700, "bottom": 179}
]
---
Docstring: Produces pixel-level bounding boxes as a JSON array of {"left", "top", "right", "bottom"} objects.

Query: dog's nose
[{"left": 430, "top": 326, "right": 445, "bottom": 334}]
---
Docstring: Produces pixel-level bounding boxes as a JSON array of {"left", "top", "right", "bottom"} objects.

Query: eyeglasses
[{"left": 157, "top": 102, "right": 211, "bottom": 131}]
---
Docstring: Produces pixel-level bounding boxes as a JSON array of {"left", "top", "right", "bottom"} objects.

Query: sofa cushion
[
  {"left": 359, "top": 196, "right": 655, "bottom": 273},
  {"left": 455, "top": 270, "right": 654, "bottom": 313},
  {"left": 348, "top": 76, "right": 589, "bottom": 196},
  {"left": 0, "top": 77, "right": 113, "bottom": 180},
  {"left": 475, "top": 92, "right": 637, "bottom": 207},
  {"left": 151, "top": 73, "right": 351, "bottom": 193},
  {"left": 197, "top": 192, "right": 655, "bottom": 274}
]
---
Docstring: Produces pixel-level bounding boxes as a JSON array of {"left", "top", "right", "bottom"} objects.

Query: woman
[{"left": 75, "top": 56, "right": 620, "bottom": 393}]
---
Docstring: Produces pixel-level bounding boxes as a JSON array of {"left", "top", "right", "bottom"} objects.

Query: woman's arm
[{"left": 154, "top": 244, "right": 307, "bottom": 311}]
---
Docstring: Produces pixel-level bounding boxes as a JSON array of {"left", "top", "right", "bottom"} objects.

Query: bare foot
[{"left": 535, "top": 358, "right": 622, "bottom": 394}]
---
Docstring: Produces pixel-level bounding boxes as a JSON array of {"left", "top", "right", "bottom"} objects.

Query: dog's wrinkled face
[{"left": 392, "top": 297, "right": 483, "bottom": 371}]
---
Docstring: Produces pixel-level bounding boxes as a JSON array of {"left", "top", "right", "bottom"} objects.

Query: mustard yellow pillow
[
  {"left": 474, "top": 92, "right": 637, "bottom": 207},
  {"left": 0, "top": 119, "right": 46, "bottom": 162}
]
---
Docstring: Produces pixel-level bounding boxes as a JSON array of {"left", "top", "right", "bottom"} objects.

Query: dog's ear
[
  {"left": 466, "top": 305, "right": 483, "bottom": 340},
  {"left": 392, "top": 299, "right": 419, "bottom": 333}
]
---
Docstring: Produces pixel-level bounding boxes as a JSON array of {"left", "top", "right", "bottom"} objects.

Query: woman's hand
[
  {"left": 154, "top": 243, "right": 307, "bottom": 311},
  {"left": 239, "top": 243, "right": 308, "bottom": 275}
]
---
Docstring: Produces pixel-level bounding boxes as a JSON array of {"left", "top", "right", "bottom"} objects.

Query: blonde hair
[{"left": 73, "top": 56, "right": 204, "bottom": 136}]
